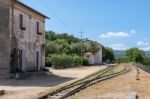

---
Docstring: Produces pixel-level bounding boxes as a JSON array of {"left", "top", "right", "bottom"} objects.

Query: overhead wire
[{"left": 29, "top": 0, "right": 79, "bottom": 33}]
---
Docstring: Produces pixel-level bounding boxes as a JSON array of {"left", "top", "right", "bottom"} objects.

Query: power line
[{"left": 32, "top": 1, "right": 79, "bottom": 33}]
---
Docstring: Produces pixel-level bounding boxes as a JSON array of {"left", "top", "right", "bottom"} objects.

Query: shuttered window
[
  {"left": 19, "top": 14, "right": 26, "bottom": 30},
  {"left": 37, "top": 21, "right": 42, "bottom": 35},
  {"left": 19, "top": 14, "right": 23, "bottom": 29},
  {"left": 37, "top": 21, "right": 39, "bottom": 33}
]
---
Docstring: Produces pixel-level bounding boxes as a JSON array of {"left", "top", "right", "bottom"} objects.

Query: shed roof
[{"left": 84, "top": 52, "right": 94, "bottom": 56}]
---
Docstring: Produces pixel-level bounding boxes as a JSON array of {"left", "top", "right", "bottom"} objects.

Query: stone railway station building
[{"left": 0, "top": 0, "right": 48, "bottom": 78}]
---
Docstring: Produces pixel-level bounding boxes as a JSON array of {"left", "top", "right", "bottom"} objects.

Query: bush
[
  {"left": 73, "top": 55, "right": 82, "bottom": 66},
  {"left": 46, "top": 41, "right": 60, "bottom": 57},
  {"left": 82, "top": 57, "right": 89, "bottom": 66},
  {"left": 143, "top": 56, "right": 150, "bottom": 65},
  {"left": 46, "top": 54, "right": 89, "bottom": 69},
  {"left": 51, "top": 54, "right": 74, "bottom": 69},
  {"left": 45, "top": 55, "right": 52, "bottom": 66}
]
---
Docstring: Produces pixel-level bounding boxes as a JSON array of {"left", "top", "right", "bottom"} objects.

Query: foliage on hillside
[{"left": 45, "top": 31, "right": 115, "bottom": 69}]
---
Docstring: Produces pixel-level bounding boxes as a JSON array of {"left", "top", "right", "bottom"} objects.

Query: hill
[{"left": 114, "top": 50, "right": 150, "bottom": 59}]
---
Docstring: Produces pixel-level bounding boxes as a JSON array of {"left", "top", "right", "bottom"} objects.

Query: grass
[
  {"left": 102, "top": 64, "right": 125, "bottom": 76},
  {"left": 70, "top": 64, "right": 127, "bottom": 99}
]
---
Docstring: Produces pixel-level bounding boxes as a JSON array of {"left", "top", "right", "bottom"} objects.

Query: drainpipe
[{"left": 10, "top": 0, "right": 18, "bottom": 73}]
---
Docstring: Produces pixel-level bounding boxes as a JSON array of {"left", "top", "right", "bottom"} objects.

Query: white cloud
[
  {"left": 137, "top": 41, "right": 149, "bottom": 46},
  {"left": 137, "top": 40, "right": 150, "bottom": 51},
  {"left": 108, "top": 43, "right": 127, "bottom": 50},
  {"left": 99, "top": 30, "right": 136, "bottom": 39},
  {"left": 140, "top": 47, "right": 150, "bottom": 51},
  {"left": 99, "top": 32, "right": 129, "bottom": 39},
  {"left": 130, "top": 29, "right": 137, "bottom": 34}
]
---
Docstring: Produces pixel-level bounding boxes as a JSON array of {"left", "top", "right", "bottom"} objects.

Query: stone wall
[
  {"left": 13, "top": 7, "right": 45, "bottom": 71},
  {"left": 0, "top": 0, "right": 11, "bottom": 77},
  {"left": 0, "top": 0, "right": 46, "bottom": 77}
]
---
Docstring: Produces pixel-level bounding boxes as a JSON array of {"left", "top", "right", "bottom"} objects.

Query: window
[
  {"left": 36, "top": 21, "right": 42, "bottom": 35},
  {"left": 36, "top": 21, "right": 39, "bottom": 33},
  {"left": 19, "top": 14, "right": 26, "bottom": 30}
]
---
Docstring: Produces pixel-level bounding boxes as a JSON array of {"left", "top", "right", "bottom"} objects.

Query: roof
[
  {"left": 15, "top": 0, "right": 50, "bottom": 19},
  {"left": 84, "top": 52, "right": 94, "bottom": 56}
]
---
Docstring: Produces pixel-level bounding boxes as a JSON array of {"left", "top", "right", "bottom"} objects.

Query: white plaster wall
[
  {"left": 88, "top": 55, "right": 95, "bottom": 65},
  {"left": 94, "top": 48, "right": 102, "bottom": 64}
]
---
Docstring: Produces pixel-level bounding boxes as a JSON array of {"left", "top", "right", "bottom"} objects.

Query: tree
[
  {"left": 70, "top": 43, "right": 80, "bottom": 55},
  {"left": 125, "top": 48, "right": 145, "bottom": 63},
  {"left": 45, "top": 31, "right": 57, "bottom": 41},
  {"left": 90, "top": 42, "right": 101, "bottom": 54},
  {"left": 45, "top": 41, "right": 60, "bottom": 57},
  {"left": 55, "top": 39, "right": 70, "bottom": 54},
  {"left": 143, "top": 56, "right": 150, "bottom": 65},
  {"left": 56, "top": 33, "right": 80, "bottom": 44},
  {"left": 102, "top": 47, "right": 115, "bottom": 63}
]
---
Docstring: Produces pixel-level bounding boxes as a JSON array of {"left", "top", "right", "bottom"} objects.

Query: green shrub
[
  {"left": 46, "top": 54, "right": 89, "bottom": 69},
  {"left": 82, "top": 57, "right": 89, "bottom": 66},
  {"left": 73, "top": 55, "right": 82, "bottom": 66},
  {"left": 143, "top": 56, "right": 150, "bottom": 65},
  {"left": 46, "top": 54, "right": 74, "bottom": 69},
  {"left": 45, "top": 55, "right": 52, "bottom": 66}
]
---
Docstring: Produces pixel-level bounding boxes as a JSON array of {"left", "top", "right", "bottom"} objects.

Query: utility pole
[
  {"left": 79, "top": 29, "right": 84, "bottom": 66},
  {"left": 78, "top": 35, "right": 80, "bottom": 56}
]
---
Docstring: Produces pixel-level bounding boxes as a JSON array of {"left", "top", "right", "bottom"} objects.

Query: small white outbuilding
[{"left": 84, "top": 49, "right": 102, "bottom": 65}]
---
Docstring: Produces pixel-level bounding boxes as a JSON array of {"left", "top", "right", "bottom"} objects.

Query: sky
[{"left": 20, "top": 0, "right": 150, "bottom": 51}]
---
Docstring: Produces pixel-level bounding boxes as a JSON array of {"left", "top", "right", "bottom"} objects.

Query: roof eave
[{"left": 16, "top": 0, "right": 50, "bottom": 19}]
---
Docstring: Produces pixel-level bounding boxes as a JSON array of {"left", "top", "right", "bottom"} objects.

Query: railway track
[{"left": 38, "top": 65, "right": 130, "bottom": 99}]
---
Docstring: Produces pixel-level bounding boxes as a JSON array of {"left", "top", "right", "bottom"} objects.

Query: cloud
[
  {"left": 108, "top": 43, "right": 127, "bottom": 50},
  {"left": 99, "top": 30, "right": 136, "bottom": 39},
  {"left": 136, "top": 40, "right": 150, "bottom": 51},
  {"left": 99, "top": 32, "right": 129, "bottom": 39},
  {"left": 140, "top": 47, "right": 150, "bottom": 51},
  {"left": 130, "top": 29, "right": 137, "bottom": 34},
  {"left": 137, "top": 41, "right": 149, "bottom": 46}
]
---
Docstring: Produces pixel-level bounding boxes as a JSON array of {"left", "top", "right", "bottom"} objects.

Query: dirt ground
[
  {"left": 73, "top": 65, "right": 150, "bottom": 99},
  {"left": 0, "top": 66, "right": 106, "bottom": 99}
]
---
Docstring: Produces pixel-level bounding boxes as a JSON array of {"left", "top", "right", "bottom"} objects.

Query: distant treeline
[
  {"left": 114, "top": 50, "right": 150, "bottom": 59},
  {"left": 115, "top": 48, "right": 150, "bottom": 66}
]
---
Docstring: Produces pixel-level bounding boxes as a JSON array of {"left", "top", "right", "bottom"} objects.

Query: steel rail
[
  {"left": 60, "top": 66, "right": 130, "bottom": 99},
  {"left": 38, "top": 65, "right": 130, "bottom": 99},
  {"left": 38, "top": 66, "right": 114, "bottom": 99}
]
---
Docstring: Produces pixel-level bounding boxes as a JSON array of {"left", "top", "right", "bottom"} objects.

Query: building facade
[
  {"left": 0, "top": 0, "right": 48, "bottom": 77},
  {"left": 84, "top": 48, "right": 103, "bottom": 65}
]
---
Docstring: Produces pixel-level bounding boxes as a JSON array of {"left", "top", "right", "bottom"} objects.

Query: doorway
[
  {"left": 36, "top": 51, "right": 40, "bottom": 70},
  {"left": 19, "top": 49, "right": 26, "bottom": 72}
]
